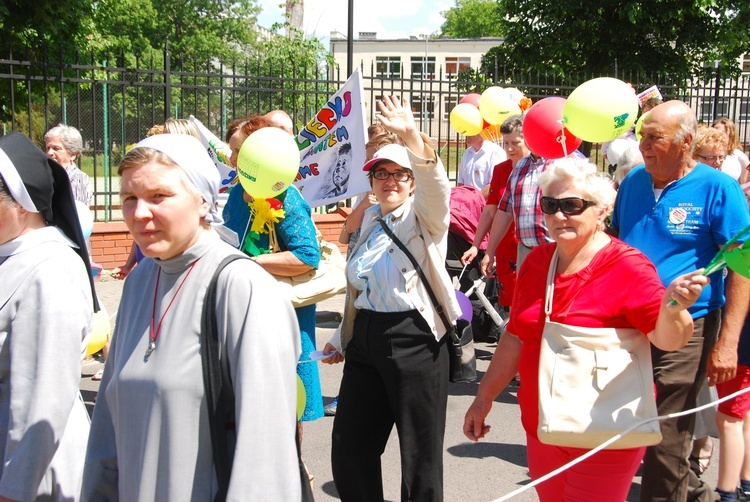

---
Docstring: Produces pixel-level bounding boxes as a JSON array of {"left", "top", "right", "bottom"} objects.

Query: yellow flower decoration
[{"left": 249, "top": 197, "right": 285, "bottom": 234}]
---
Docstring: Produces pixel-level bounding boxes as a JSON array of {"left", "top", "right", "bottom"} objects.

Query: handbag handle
[
  {"left": 201, "top": 254, "right": 315, "bottom": 502},
  {"left": 544, "top": 248, "right": 559, "bottom": 321},
  {"left": 376, "top": 218, "right": 458, "bottom": 346}
]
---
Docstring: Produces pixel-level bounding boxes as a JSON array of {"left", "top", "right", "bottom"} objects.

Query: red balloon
[
  {"left": 459, "top": 93, "right": 481, "bottom": 109},
  {"left": 522, "top": 97, "right": 582, "bottom": 159}
]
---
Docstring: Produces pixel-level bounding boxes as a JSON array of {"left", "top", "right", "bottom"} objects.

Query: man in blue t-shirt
[{"left": 611, "top": 100, "right": 750, "bottom": 502}]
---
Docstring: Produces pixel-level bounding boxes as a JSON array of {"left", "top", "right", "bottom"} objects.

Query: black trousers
[
  {"left": 640, "top": 309, "right": 721, "bottom": 502},
  {"left": 331, "top": 309, "right": 449, "bottom": 502}
]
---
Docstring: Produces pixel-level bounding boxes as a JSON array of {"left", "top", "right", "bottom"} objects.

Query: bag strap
[
  {"left": 544, "top": 248, "right": 558, "bottom": 321},
  {"left": 201, "top": 254, "right": 248, "bottom": 502},
  {"left": 201, "top": 254, "right": 315, "bottom": 502},
  {"left": 377, "top": 218, "right": 458, "bottom": 345}
]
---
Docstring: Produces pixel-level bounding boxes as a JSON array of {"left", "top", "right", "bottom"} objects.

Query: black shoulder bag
[
  {"left": 377, "top": 219, "right": 476, "bottom": 383},
  {"left": 201, "top": 255, "right": 315, "bottom": 501}
]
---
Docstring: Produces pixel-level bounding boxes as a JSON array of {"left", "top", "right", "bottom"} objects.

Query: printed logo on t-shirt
[
  {"left": 667, "top": 203, "right": 703, "bottom": 235},
  {"left": 669, "top": 207, "right": 687, "bottom": 225}
]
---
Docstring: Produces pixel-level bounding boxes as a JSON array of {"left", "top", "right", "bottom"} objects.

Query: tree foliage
[
  {"left": 439, "top": 0, "right": 504, "bottom": 38},
  {"left": 93, "top": 0, "right": 262, "bottom": 61},
  {"left": 483, "top": 0, "right": 750, "bottom": 77},
  {"left": 0, "top": 0, "right": 94, "bottom": 51}
]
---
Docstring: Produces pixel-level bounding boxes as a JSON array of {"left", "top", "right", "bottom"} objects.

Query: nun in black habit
[{"left": 0, "top": 131, "right": 96, "bottom": 501}]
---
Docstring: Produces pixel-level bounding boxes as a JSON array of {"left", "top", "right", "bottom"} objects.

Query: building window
[
  {"left": 445, "top": 57, "right": 471, "bottom": 78},
  {"left": 739, "top": 98, "right": 750, "bottom": 123},
  {"left": 699, "top": 98, "right": 730, "bottom": 122},
  {"left": 412, "top": 96, "right": 435, "bottom": 119},
  {"left": 410, "top": 57, "right": 436, "bottom": 80},
  {"left": 443, "top": 96, "right": 460, "bottom": 121},
  {"left": 742, "top": 54, "right": 750, "bottom": 73},
  {"left": 376, "top": 56, "right": 401, "bottom": 79}
]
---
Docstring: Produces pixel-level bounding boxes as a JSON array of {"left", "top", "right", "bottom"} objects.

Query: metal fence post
[{"left": 165, "top": 39, "right": 171, "bottom": 121}]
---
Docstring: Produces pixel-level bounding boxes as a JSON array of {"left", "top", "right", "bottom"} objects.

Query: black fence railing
[{"left": 2, "top": 42, "right": 749, "bottom": 221}]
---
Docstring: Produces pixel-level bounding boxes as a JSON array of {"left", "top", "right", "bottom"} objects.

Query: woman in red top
[
  {"left": 461, "top": 114, "right": 526, "bottom": 306},
  {"left": 463, "top": 157, "right": 708, "bottom": 501}
]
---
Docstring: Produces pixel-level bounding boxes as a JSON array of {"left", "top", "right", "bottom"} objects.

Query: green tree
[
  {"left": 93, "top": 0, "right": 262, "bottom": 61},
  {"left": 0, "top": 0, "right": 95, "bottom": 51},
  {"left": 482, "top": 0, "right": 750, "bottom": 77},
  {"left": 250, "top": 25, "right": 336, "bottom": 123},
  {"left": 439, "top": 0, "right": 504, "bottom": 38}
]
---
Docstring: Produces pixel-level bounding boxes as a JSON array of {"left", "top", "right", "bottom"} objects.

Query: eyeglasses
[
  {"left": 695, "top": 154, "right": 725, "bottom": 164},
  {"left": 540, "top": 196, "right": 597, "bottom": 216},
  {"left": 371, "top": 170, "right": 413, "bottom": 182}
]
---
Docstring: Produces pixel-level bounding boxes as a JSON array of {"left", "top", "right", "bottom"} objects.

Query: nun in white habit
[
  {"left": 82, "top": 134, "right": 302, "bottom": 501},
  {"left": 0, "top": 132, "right": 96, "bottom": 501}
]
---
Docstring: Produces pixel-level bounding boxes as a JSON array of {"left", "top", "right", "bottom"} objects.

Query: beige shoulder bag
[{"left": 537, "top": 248, "right": 662, "bottom": 449}]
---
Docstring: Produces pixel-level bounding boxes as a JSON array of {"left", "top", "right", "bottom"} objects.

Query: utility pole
[{"left": 347, "top": 0, "right": 354, "bottom": 77}]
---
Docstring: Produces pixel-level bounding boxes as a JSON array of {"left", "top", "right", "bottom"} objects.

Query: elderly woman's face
[
  {"left": 120, "top": 161, "right": 209, "bottom": 260},
  {"left": 693, "top": 145, "right": 726, "bottom": 169},
  {"left": 45, "top": 136, "right": 75, "bottom": 168},
  {"left": 542, "top": 179, "right": 603, "bottom": 247},
  {"left": 228, "top": 130, "right": 248, "bottom": 168}
]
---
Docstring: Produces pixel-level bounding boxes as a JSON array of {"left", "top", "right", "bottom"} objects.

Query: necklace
[{"left": 144, "top": 260, "right": 199, "bottom": 362}]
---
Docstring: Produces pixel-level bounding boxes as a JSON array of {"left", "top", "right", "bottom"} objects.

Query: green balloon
[
  {"left": 563, "top": 77, "right": 639, "bottom": 143},
  {"left": 237, "top": 127, "right": 300, "bottom": 199},
  {"left": 297, "top": 374, "right": 306, "bottom": 420},
  {"left": 724, "top": 245, "right": 750, "bottom": 279}
]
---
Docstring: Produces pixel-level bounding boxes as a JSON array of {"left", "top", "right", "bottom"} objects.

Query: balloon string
[{"left": 556, "top": 119, "right": 568, "bottom": 157}]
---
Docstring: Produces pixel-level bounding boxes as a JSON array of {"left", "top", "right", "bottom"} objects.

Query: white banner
[
  {"left": 188, "top": 115, "right": 237, "bottom": 205},
  {"left": 294, "top": 68, "right": 368, "bottom": 208}
]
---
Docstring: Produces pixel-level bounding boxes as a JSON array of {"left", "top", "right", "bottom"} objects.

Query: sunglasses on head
[{"left": 540, "top": 196, "right": 597, "bottom": 216}]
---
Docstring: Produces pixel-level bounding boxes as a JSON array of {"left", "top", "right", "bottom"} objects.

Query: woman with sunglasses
[
  {"left": 322, "top": 96, "right": 461, "bottom": 501},
  {"left": 463, "top": 157, "right": 708, "bottom": 501}
]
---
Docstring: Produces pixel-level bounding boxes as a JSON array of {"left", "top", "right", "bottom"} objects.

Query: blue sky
[{"left": 256, "top": 0, "right": 452, "bottom": 46}]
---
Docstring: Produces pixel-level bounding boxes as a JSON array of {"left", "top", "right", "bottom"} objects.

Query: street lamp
[{"left": 419, "top": 34, "right": 429, "bottom": 79}]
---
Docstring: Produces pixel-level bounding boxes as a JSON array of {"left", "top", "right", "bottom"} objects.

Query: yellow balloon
[
  {"left": 87, "top": 308, "right": 111, "bottom": 356},
  {"left": 479, "top": 86, "right": 522, "bottom": 125},
  {"left": 563, "top": 77, "right": 639, "bottom": 143},
  {"left": 297, "top": 375, "right": 306, "bottom": 420},
  {"left": 237, "top": 127, "right": 300, "bottom": 199},
  {"left": 634, "top": 111, "right": 650, "bottom": 141},
  {"left": 450, "top": 103, "right": 483, "bottom": 136}
]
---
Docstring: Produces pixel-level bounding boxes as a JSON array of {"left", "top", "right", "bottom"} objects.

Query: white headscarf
[{"left": 131, "top": 134, "right": 239, "bottom": 246}]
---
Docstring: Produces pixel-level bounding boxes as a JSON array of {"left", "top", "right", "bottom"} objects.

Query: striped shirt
[
  {"left": 497, "top": 154, "right": 551, "bottom": 248},
  {"left": 65, "top": 164, "right": 93, "bottom": 205},
  {"left": 348, "top": 212, "right": 415, "bottom": 313}
]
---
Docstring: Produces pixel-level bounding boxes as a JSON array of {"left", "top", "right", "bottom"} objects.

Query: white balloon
[{"left": 75, "top": 200, "right": 94, "bottom": 240}]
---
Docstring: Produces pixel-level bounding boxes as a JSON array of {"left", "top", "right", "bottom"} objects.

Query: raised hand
[{"left": 375, "top": 96, "right": 427, "bottom": 156}]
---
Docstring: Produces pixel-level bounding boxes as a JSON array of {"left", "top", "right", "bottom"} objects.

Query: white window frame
[
  {"left": 410, "top": 56, "right": 436, "bottom": 80},
  {"left": 445, "top": 56, "right": 471, "bottom": 78},
  {"left": 699, "top": 97, "right": 730, "bottom": 122},
  {"left": 412, "top": 95, "right": 435, "bottom": 120},
  {"left": 375, "top": 56, "right": 402, "bottom": 79}
]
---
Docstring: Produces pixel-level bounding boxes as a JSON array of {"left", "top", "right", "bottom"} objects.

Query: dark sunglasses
[{"left": 540, "top": 196, "right": 597, "bottom": 216}]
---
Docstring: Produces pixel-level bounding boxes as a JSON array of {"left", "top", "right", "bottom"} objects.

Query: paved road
[{"left": 82, "top": 276, "right": 720, "bottom": 501}]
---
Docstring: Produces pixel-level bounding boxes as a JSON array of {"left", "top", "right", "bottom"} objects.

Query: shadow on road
[{"left": 448, "top": 441, "right": 528, "bottom": 468}]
